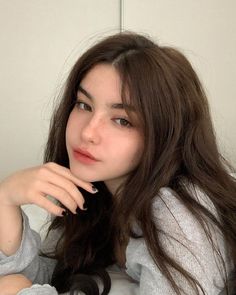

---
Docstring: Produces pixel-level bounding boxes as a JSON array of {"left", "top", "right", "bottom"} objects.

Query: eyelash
[
  {"left": 75, "top": 101, "right": 92, "bottom": 111},
  {"left": 113, "top": 118, "right": 132, "bottom": 128},
  {"left": 75, "top": 101, "right": 132, "bottom": 128}
]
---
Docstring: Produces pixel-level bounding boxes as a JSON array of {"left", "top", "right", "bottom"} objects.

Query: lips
[
  {"left": 75, "top": 148, "right": 97, "bottom": 160},
  {"left": 72, "top": 148, "right": 99, "bottom": 164}
]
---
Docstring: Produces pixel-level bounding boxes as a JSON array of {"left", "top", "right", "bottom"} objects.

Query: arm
[
  {"left": 0, "top": 162, "right": 96, "bottom": 257},
  {"left": 0, "top": 274, "right": 32, "bottom": 295},
  {"left": 125, "top": 187, "right": 231, "bottom": 294},
  {"left": 0, "top": 274, "right": 58, "bottom": 295},
  {"left": 0, "top": 197, "right": 23, "bottom": 256},
  {"left": 0, "top": 163, "right": 97, "bottom": 287},
  {"left": 0, "top": 209, "right": 56, "bottom": 284},
  {"left": 0, "top": 211, "right": 59, "bottom": 294}
]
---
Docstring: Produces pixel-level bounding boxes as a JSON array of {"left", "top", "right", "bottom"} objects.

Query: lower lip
[{"left": 73, "top": 151, "right": 98, "bottom": 164}]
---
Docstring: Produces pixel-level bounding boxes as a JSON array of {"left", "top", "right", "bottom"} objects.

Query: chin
[{"left": 69, "top": 167, "right": 101, "bottom": 183}]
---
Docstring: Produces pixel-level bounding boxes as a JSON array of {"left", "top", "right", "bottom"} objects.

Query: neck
[{"left": 104, "top": 176, "right": 127, "bottom": 195}]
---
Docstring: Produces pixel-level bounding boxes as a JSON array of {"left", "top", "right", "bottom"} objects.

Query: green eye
[
  {"left": 76, "top": 101, "right": 92, "bottom": 111},
  {"left": 114, "top": 118, "right": 132, "bottom": 127}
]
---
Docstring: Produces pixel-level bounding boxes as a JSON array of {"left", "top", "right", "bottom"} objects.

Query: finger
[
  {"left": 45, "top": 162, "right": 98, "bottom": 193},
  {"left": 39, "top": 169, "right": 86, "bottom": 209},
  {"left": 33, "top": 194, "right": 66, "bottom": 216},
  {"left": 41, "top": 182, "right": 83, "bottom": 213}
]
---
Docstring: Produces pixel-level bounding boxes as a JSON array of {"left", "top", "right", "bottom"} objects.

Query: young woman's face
[{"left": 66, "top": 63, "right": 144, "bottom": 194}]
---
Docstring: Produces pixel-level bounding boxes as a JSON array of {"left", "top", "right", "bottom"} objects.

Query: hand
[
  {"left": 0, "top": 162, "right": 97, "bottom": 216},
  {"left": 0, "top": 274, "right": 32, "bottom": 295}
]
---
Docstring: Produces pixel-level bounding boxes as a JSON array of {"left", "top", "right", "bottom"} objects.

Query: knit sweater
[{"left": 0, "top": 187, "right": 232, "bottom": 294}]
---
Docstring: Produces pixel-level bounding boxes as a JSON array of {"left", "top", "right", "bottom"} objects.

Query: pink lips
[{"left": 72, "top": 148, "right": 98, "bottom": 164}]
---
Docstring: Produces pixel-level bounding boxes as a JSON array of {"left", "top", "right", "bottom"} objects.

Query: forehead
[
  {"left": 80, "top": 64, "right": 122, "bottom": 99},
  {"left": 78, "top": 64, "right": 142, "bottom": 125}
]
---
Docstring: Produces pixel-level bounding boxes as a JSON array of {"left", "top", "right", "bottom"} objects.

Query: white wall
[
  {"left": 1, "top": 1, "right": 235, "bottom": 182},
  {"left": 0, "top": 0, "right": 120, "bottom": 233},
  {"left": 0, "top": 0, "right": 119, "bottom": 181},
  {"left": 123, "top": 0, "right": 236, "bottom": 167}
]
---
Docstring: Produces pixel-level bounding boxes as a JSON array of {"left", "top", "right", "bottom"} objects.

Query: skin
[
  {"left": 0, "top": 163, "right": 95, "bottom": 292},
  {"left": 0, "top": 274, "right": 32, "bottom": 294},
  {"left": 66, "top": 63, "right": 144, "bottom": 194},
  {"left": 0, "top": 63, "right": 143, "bottom": 292}
]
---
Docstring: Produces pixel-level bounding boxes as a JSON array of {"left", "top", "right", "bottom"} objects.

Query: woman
[{"left": 0, "top": 32, "right": 235, "bottom": 295}]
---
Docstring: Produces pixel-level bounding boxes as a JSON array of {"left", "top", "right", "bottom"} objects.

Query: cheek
[
  {"left": 130, "top": 144, "right": 143, "bottom": 167},
  {"left": 66, "top": 110, "right": 82, "bottom": 140},
  {"left": 65, "top": 115, "right": 73, "bottom": 143},
  {"left": 120, "top": 136, "right": 144, "bottom": 167},
  {"left": 65, "top": 112, "right": 79, "bottom": 148}
]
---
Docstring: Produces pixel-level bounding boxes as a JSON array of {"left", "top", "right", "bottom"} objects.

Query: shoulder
[
  {"left": 125, "top": 187, "right": 231, "bottom": 293},
  {"left": 130, "top": 186, "right": 219, "bottom": 251},
  {"left": 151, "top": 186, "right": 218, "bottom": 241},
  {"left": 152, "top": 185, "right": 217, "bottom": 218},
  {"left": 130, "top": 185, "right": 219, "bottom": 244}
]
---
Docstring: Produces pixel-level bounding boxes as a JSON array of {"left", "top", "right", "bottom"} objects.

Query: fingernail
[
  {"left": 92, "top": 185, "right": 98, "bottom": 193},
  {"left": 76, "top": 206, "right": 88, "bottom": 214},
  {"left": 62, "top": 210, "right": 69, "bottom": 216}
]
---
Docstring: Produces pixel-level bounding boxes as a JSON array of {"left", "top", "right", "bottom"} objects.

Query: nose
[{"left": 80, "top": 114, "right": 103, "bottom": 144}]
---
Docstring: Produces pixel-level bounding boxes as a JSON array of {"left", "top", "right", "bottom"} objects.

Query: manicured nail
[
  {"left": 83, "top": 204, "right": 88, "bottom": 211},
  {"left": 62, "top": 210, "right": 69, "bottom": 216},
  {"left": 92, "top": 185, "right": 98, "bottom": 193},
  {"left": 76, "top": 205, "right": 87, "bottom": 213}
]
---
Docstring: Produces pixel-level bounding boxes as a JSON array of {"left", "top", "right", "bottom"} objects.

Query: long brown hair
[{"left": 44, "top": 32, "right": 236, "bottom": 294}]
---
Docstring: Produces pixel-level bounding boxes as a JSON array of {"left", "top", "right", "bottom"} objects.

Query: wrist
[{"left": 0, "top": 184, "right": 17, "bottom": 207}]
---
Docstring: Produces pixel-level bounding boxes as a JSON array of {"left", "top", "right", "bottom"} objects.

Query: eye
[
  {"left": 114, "top": 118, "right": 132, "bottom": 127},
  {"left": 75, "top": 101, "right": 92, "bottom": 111}
]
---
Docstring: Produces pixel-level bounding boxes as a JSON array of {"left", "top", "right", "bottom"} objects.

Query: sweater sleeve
[
  {"left": 0, "top": 210, "right": 57, "bottom": 285},
  {"left": 125, "top": 187, "right": 231, "bottom": 295},
  {"left": 17, "top": 284, "right": 58, "bottom": 295}
]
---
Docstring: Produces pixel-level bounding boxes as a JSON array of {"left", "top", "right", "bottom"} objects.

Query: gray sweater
[{"left": 0, "top": 187, "right": 233, "bottom": 294}]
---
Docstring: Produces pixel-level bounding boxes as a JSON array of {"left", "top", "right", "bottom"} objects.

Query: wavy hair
[{"left": 43, "top": 32, "right": 236, "bottom": 294}]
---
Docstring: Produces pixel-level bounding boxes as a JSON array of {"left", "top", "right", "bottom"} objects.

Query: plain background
[{"left": 0, "top": 1, "right": 235, "bottom": 231}]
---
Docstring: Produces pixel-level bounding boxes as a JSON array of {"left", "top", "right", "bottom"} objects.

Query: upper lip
[{"left": 74, "top": 148, "right": 98, "bottom": 161}]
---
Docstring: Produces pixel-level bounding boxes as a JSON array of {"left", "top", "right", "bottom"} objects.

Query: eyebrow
[{"left": 77, "top": 85, "right": 135, "bottom": 111}]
